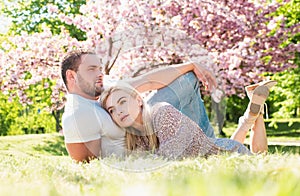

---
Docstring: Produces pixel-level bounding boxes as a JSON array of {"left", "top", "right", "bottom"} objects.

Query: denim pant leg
[{"left": 147, "top": 72, "right": 216, "bottom": 138}]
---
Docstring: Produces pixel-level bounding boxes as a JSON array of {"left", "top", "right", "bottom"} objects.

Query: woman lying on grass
[{"left": 100, "top": 81, "right": 276, "bottom": 159}]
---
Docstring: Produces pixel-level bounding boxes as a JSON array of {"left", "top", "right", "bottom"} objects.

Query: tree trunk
[{"left": 52, "top": 109, "right": 63, "bottom": 132}]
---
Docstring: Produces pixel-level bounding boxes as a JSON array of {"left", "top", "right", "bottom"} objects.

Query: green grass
[
  {"left": 0, "top": 133, "right": 300, "bottom": 195},
  {"left": 222, "top": 119, "right": 300, "bottom": 154},
  {"left": 223, "top": 120, "right": 300, "bottom": 142}
]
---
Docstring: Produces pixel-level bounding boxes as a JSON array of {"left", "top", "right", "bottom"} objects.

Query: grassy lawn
[
  {"left": 223, "top": 119, "right": 300, "bottom": 142},
  {"left": 222, "top": 119, "right": 300, "bottom": 154},
  {"left": 0, "top": 132, "right": 300, "bottom": 196}
]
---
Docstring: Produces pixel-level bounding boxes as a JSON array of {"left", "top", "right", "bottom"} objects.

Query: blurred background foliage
[{"left": 0, "top": 0, "right": 299, "bottom": 135}]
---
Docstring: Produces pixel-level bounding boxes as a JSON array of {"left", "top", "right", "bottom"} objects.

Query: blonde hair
[{"left": 100, "top": 83, "right": 159, "bottom": 152}]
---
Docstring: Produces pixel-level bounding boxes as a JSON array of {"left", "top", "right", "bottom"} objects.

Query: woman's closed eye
[{"left": 119, "top": 99, "right": 126, "bottom": 105}]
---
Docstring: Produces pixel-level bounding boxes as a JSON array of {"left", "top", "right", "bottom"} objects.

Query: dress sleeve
[{"left": 151, "top": 102, "right": 224, "bottom": 159}]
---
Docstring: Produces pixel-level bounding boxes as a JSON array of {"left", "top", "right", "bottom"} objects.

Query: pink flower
[{"left": 47, "top": 4, "right": 58, "bottom": 13}]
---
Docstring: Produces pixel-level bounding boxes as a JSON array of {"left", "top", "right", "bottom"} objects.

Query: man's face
[{"left": 75, "top": 54, "right": 104, "bottom": 98}]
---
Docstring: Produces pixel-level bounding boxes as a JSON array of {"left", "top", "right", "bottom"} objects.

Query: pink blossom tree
[
  {"left": 59, "top": 0, "right": 299, "bottom": 96},
  {"left": 0, "top": 0, "right": 299, "bottom": 132}
]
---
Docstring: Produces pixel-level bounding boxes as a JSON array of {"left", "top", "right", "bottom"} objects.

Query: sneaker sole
[
  {"left": 249, "top": 86, "right": 269, "bottom": 114},
  {"left": 246, "top": 80, "right": 277, "bottom": 92}
]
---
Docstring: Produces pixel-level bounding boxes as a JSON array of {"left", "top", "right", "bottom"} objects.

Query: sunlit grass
[
  {"left": 223, "top": 120, "right": 300, "bottom": 142},
  {"left": 0, "top": 133, "right": 300, "bottom": 195}
]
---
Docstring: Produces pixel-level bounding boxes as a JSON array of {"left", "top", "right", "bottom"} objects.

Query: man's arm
[
  {"left": 65, "top": 139, "right": 101, "bottom": 162},
  {"left": 127, "top": 62, "right": 217, "bottom": 93}
]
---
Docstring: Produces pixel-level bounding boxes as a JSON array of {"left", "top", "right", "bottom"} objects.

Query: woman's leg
[
  {"left": 249, "top": 114, "right": 268, "bottom": 153},
  {"left": 230, "top": 113, "right": 257, "bottom": 143},
  {"left": 230, "top": 85, "right": 269, "bottom": 143}
]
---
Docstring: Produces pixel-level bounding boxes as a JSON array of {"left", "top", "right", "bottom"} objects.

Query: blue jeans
[{"left": 147, "top": 72, "right": 216, "bottom": 138}]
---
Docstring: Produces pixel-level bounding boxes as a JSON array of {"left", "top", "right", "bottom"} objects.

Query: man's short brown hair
[{"left": 61, "top": 49, "right": 96, "bottom": 90}]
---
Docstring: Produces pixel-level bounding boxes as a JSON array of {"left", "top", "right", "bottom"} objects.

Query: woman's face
[{"left": 105, "top": 90, "right": 143, "bottom": 128}]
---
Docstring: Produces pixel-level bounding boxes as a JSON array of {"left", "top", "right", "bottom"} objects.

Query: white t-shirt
[{"left": 62, "top": 94, "right": 125, "bottom": 158}]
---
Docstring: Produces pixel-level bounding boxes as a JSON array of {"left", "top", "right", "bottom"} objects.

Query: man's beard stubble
[{"left": 77, "top": 73, "right": 103, "bottom": 97}]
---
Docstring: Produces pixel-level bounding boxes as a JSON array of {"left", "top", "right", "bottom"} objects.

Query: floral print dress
[{"left": 135, "top": 102, "right": 251, "bottom": 159}]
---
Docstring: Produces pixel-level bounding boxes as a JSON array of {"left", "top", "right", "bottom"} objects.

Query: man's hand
[{"left": 193, "top": 63, "right": 217, "bottom": 92}]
